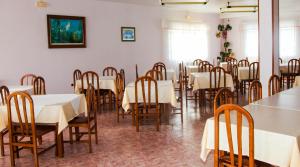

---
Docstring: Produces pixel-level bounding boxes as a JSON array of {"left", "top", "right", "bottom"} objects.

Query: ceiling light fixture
[
  {"left": 220, "top": 2, "right": 258, "bottom": 13},
  {"left": 35, "top": 0, "right": 48, "bottom": 8},
  {"left": 161, "top": 0, "right": 208, "bottom": 5}
]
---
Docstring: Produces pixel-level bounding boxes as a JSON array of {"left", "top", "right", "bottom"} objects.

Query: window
[
  {"left": 242, "top": 23, "right": 258, "bottom": 62},
  {"left": 280, "top": 21, "right": 297, "bottom": 63},
  {"left": 164, "top": 21, "right": 209, "bottom": 63}
]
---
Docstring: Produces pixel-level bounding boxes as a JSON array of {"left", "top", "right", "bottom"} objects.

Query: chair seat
[
  {"left": 69, "top": 116, "right": 94, "bottom": 126},
  {"left": 12, "top": 125, "right": 55, "bottom": 137}
]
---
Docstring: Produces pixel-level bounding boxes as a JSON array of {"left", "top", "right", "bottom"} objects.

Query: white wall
[{"left": 0, "top": 0, "right": 220, "bottom": 93}]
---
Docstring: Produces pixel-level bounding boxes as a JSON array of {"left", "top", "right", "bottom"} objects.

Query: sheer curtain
[
  {"left": 242, "top": 23, "right": 259, "bottom": 62},
  {"left": 163, "top": 21, "right": 209, "bottom": 66},
  {"left": 280, "top": 20, "right": 298, "bottom": 63}
]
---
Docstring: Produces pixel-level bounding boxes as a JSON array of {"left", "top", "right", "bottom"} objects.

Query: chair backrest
[
  {"left": 226, "top": 57, "right": 238, "bottom": 64},
  {"left": 231, "top": 64, "right": 238, "bottom": 80},
  {"left": 135, "top": 64, "right": 139, "bottom": 79},
  {"left": 81, "top": 71, "right": 100, "bottom": 94},
  {"left": 145, "top": 70, "right": 163, "bottom": 81},
  {"left": 248, "top": 80, "right": 262, "bottom": 103},
  {"left": 73, "top": 69, "right": 82, "bottom": 89},
  {"left": 116, "top": 73, "right": 124, "bottom": 102},
  {"left": 120, "top": 69, "right": 125, "bottom": 89},
  {"left": 268, "top": 75, "right": 281, "bottom": 96},
  {"left": 20, "top": 74, "right": 36, "bottom": 86},
  {"left": 0, "top": 85, "right": 10, "bottom": 105},
  {"left": 193, "top": 59, "right": 202, "bottom": 66},
  {"left": 134, "top": 76, "right": 158, "bottom": 110},
  {"left": 249, "top": 62, "right": 260, "bottom": 80},
  {"left": 214, "top": 104, "right": 254, "bottom": 167},
  {"left": 153, "top": 64, "right": 167, "bottom": 80},
  {"left": 279, "top": 57, "right": 283, "bottom": 64},
  {"left": 199, "top": 63, "right": 214, "bottom": 72},
  {"left": 238, "top": 59, "right": 250, "bottom": 67},
  {"left": 226, "top": 61, "right": 233, "bottom": 73},
  {"left": 86, "top": 84, "right": 97, "bottom": 122},
  {"left": 33, "top": 76, "right": 46, "bottom": 95},
  {"left": 153, "top": 62, "right": 166, "bottom": 68},
  {"left": 213, "top": 88, "right": 233, "bottom": 113},
  {"left": 288, "top": 59, "right": 300, "bottom": 74},
  {"left": 7, "top": 91, "right": 36, "bottom": 139},
  {"left": 210, "top": 67, "right": 226, "bottom": 89},
  {"left": 103, "top": 66, "right": 118, "bottom": 76}
]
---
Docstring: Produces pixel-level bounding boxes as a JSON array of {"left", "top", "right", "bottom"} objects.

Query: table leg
[{"left": 57, "top": 133, "right": 64, "bottom": 158}]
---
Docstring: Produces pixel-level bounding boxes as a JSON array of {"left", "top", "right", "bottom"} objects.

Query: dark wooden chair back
[
  {"left": 135, "top": 64, "right": 139, "bottom": 79},
  {"left": 210, "top": 67, "right": 226, "bottom": 89},
  {"left": 81, "top": 71, "right": 100, "bottom": 93},
  {"left": 249, "top": 62, "right": 260, "bottom": 80},
  {"left": 193, "top": 59, "right": 202, "bottom": 66},
  {"left": 213, "top": 88, "right": 233, "bottom": 113},
  {"left": 248, "top": 80, "right": 262, "bottom": 103},
  {"left": 288, "top": 59, "right": 300, "bottom": 75},
  {"left": 72, "top": 69, "right": 82, "bottom": 89},
  {"left": 116, "top": 73, "right": 124, "bottom": 102},
  {"left": 153, "top": 64, "right": 167, "bottom": 80},
  {"left": 231, "top": 64, "right": 238, "bottom": 80},
  {"left": 214, "top": 104, "right": 254, "bottom": 167},
  {"left": 279, "top": 57, "right": 283, "bottom": 64},
  {"left": 226, "top": 57, "right": 237, "bottom": 64},
  {"left": 0, "top": 86, "right": 9, "bottom": 105},
  {"left": 120, "top": 69, "right": 125, "bottom": 89},
  {"left": 103, "top": 67, "right": 118, "bottom": 76},
  {"left": 86, "top": 84, "right": 97, "bottom": 123},
  {"left": 33, "top": 76, "right": 46, "bottom": 95},
  {"left": 238, "top": 59, "right": 250, "bottom": 67},
  {"left": 153, "top": 62, "right": 166, "bottom": 68},
  {"left": 268, "top": 75, "right": 281, "bottom": 96},
  {"left": 134, "top": 76, "right": 159, "bottom": 131},
  {"left": 20, "top": 74, "right": 36, "bottom": 86},
  {"left": 199, "top": 63, "right": 214, "bottom": 72},
  {"left": 198, "top": 61, "right": 210, "bottom": 72},
  {"left": 145, "top": 70, "right": 163, "bottom": 81}
]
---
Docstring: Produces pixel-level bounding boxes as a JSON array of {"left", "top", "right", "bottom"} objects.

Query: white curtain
[
  {"left": 163, "top": 21, "right": 209, "bottom": 66},
  {"left": 241, "top": 20, "right": 300, "bottom": 63}
]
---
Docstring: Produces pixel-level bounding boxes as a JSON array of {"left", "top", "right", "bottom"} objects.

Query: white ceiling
[{"left": 97, "top": 0, "right": 300, "bottom": 17}]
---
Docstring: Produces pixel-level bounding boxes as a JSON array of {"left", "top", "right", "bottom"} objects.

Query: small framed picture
[{"left": 121, "top": 27, "right": 136, "bottom": 42}]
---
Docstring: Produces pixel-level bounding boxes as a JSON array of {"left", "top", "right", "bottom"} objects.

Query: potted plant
[{"left": 216, "top": 23, "right": 233, "bottom": 62}]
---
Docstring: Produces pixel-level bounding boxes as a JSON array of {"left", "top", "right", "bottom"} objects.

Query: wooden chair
[
  {"left": 184, "top": 65, "right": 197, "bottom": 108},
  {"left": 199, "top": 63, "right": 214, "bottom": 72},
  {"left": 173, "top": 71, "right": 183, "bottom": 123},
  {"left": 81, "top": 71, "right": 101, "bottom": 111},
  {"left": 33, "top": 76, "right": 46, "bottom": 95},
  {"left": 226, "top": 61, "right": 233, "bottom": 73},
  {"left": 241, "top": 62, "right": 259, "bottom": 94},
  {"left": 231, "top": 65, "right": 240, "bottom": 104},
  {"left": 248, "top": 80, "right": 262, "bottom": 103},
  {"left": 69, "top": 84, "right": 98, "bottom": 153},
  {"left": 0, "top": 86, "right": 9, "bottom": 156},
  {"left": 20, "top": 74, "right": 36, "bottom": 86},
  {"left": 214, "top": 104, "right": 254, "bottom": 167},
  {"left": 213, "top": 88, "right": 233, "bottom": 113},
  {"left": 153, "top": 62, "right": 166, "bottom": 68},
  {"left": 72, "top": 69, "right": 82, "bottom": 91},
  {"left": 153, "top": 64, "right": 167, "bottom": 80},
  {"left": 226, "top": 57, "right": 238, "bottom": 65},
  {"left": 268, "top": 75, "right": 281, "bottom": 96},
  {"left": 120, "top": 69, "right": 125, "bottom": 90},
  {"left": 116, "top": 73, "right": 125, "bottom": 122},
  {"left": 134, "top": 76, "right": 159, "bottom": 132},
  {"left": 282, "top": 59, "right": 300, "bottom": 89},
  {"left": 103, "top": 66, "right": 118, "bottom": 76},
  {"left": 135, "top": 64, "right": 139, "bottom": 79},
  {"left": 279, "top": 57, "right": 283, "bottom": 64},
  {"left": 145, "top": 69, "right": 163, "bottom": 80},
  {"left": 193, "top": 59, "right": 202, "bottom": 66},
  {"left": 7, "top": 91, "right": 57, "bottom": 167},
  {"left": 238, "top": 59, "right": 250, "bottom": 67}
]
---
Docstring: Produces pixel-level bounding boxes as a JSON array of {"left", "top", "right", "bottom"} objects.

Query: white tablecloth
[
  {"left": 186, "top": 65, "right": 198, "bottom": 76},
  {"left": 166, "top": 69, "right": 177, "bottom": 82},
  {"left": 200, "top": 87, "right": 300, "bottom": 167},
  {"left": 188, "top": 72, "right": 234, "bottom": 91},
  {"left": 8, "top": 85, "right": 33, "bottom": 94},
  {"left": 0, "top": 94, "right": 87, "bottom": 134},
  {"left": 74, "top": 76, "right": 117, "bottom": 94},
  {"left": 293, "top": 76, "right": 300, "bottom": 87},
  {"left": 122, "top": 80, "right": 177, "bottom": 111}
]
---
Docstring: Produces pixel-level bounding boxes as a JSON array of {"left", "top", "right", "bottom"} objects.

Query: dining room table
[
  {"left": 7, "top": 85, "right": 33, "bottom": 94},
  {"left": 74, "top": 76, "right": 117, "bottom": 95},
  {"left": 186, "top": 65, "right": 199, "bottom": 76},
  {"left": 200, "top": 86, "right": 300, "bottom": 167},
  {"left": 0, "top": 94, "right": 87, "bottom": 158}
]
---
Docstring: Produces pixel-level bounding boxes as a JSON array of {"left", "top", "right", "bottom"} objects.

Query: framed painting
[
  {"left": 47, "top": 15, "right": 86, "bottom": 48},
  {"left": 121, "top": 27, "right": 136, "bottom": 42}
]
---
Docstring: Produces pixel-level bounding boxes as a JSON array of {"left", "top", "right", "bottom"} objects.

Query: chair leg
[
  {"left": 33, "top": 143, "right": 39, "bottom": 167},
  {"left": 136, "top": 111, "right": 139, "bottom": 132},
  {"left": 75, "top": 127, "right": 80, "bottom": 141},
  {"left": 69, "top": 127, "right": 73, "bottom": 144},
  {"left": 9, "top": 143, "right": 15, "bottom": 167},
  {"left": 88, "top": 128, "right": 92, "bottom": 153},
  {"left": 0, "top": 132, "right": 4, "bottom": 156}
]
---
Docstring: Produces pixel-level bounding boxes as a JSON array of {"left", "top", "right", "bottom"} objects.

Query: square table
[
  {"left": 74, "top": 76, "right": 117, "bottom": 94},
  {"left": 7, "top": 85, "right": 33, "bottom": 94},
  {"left": 0, "top": 94, "right": 87, "bottom": 157},
  {"left": 122, "top": 80, "right": 177, "bottom": 112}
]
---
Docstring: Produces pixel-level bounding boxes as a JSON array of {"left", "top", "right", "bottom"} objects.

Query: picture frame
[
  {"left": 47, "top": 15, "right": 86, "bottom": 48},
  {"left": 121, "top": 27, "right": 136, "bottom": 42}
]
